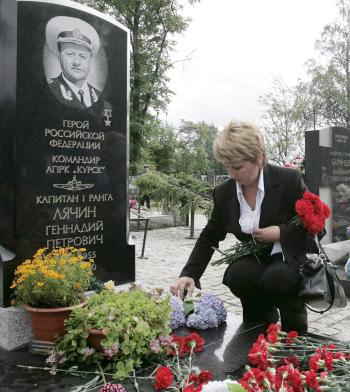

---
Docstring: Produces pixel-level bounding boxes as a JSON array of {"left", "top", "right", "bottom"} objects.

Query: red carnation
[
  {"left": 303, "top": 369, "right": 320, "bottom": 390},
  {"left": 171, "top": 334, "right": 185, "bottom": 355},
  {"left": 266, "top": 323, "right": 282, "bottom": 335},
  {"left": 197, "top": 369, "right": 213, "bottom": 383},
  {"left": 295, "top": 191, "right": 330, "bottom": 235},
  {"left": 286, "top": 331, "right": 299, "bottom": 344},
  {"left": 154, "top": 366, "right": 174, "bottom": 391},
  {"left": 184, "top": 332, "right": 205, "bottom": 353},
  {"left": 183, "top": 386, "right": 197, "bottom": 392},
  {"left": 280, "top": 355, "right": 300, "bottom": 368}
]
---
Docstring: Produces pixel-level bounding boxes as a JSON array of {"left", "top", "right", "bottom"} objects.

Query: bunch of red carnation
[
  {"left": 240, "top": 323, "right": 350, "bottom": 391},
  {"left": 295, "top": 191, "right": 330, "bottom": 235},
  {"left": 154, "top": 366, "right": 212, "bottom": 392},
  {"left": 153, "top": 332, "right": 212, "bottom": 392}
]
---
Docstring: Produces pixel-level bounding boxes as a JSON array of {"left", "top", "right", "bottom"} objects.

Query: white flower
[
  {"left": 201, "top": 379, "right": 238, "bottom": 392},
  {"left": 104, "top": 280, "right": 115, "bottom": 291}
]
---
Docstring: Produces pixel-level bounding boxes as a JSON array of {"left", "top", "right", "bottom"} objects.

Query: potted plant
[
  {"left": 53, "top": 287, "right": 173, "bottom": 379},
  {"left": 11, "top": 246, "right": 94, "bottom": 343}
]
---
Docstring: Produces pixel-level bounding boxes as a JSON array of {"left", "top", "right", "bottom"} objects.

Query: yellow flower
[
  {"left": 11, "top": 246, "right": 93, "bottom": 307},
  {"left": 34, "top": 248, "right": 46, "bottom": 257},
  {"left": 79, "top": 262, "right": 91, "bottom": 270}
]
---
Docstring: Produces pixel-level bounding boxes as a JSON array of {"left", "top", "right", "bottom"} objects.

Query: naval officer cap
[{"left": 46, "top": 16, "right": 100, "bottom": 57}]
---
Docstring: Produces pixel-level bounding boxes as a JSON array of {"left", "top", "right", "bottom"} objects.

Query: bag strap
[{"left": 304, "top": 236, "right": 335, "bottom": 314}]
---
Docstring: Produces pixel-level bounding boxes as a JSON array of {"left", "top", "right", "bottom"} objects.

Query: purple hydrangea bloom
[
  {"left": 195, "top": 304, "right": 218, "bottom": 328},
  {"left": 186, "top": 312, "right": 207, "bottom": 329},
  {"left": 169, "top": 295, "right": 186, "bottom": 329},
  {"left": 185, "top": 293, "right": 227, "bottom": 329},
  {"left": 200, "top": 293, "right": 227, "bottom": 323}
]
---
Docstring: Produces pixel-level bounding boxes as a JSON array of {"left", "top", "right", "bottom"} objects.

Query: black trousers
[{"left": 223, "top": 254, "right": 307, "bottom": 332}]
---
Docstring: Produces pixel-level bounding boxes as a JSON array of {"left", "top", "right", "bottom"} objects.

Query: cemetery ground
[{"left": 132, "top": 210, "right": 350, "bottom": 342}]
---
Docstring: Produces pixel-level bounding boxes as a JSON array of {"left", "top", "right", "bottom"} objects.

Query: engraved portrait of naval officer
[{"left": 45, "top": 16, "right": 105, "bottom": 109}]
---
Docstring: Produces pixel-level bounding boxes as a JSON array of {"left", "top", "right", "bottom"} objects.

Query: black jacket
[
  {"left": 180, "top": 163, "right": 317, "bottom": 284},
  {"left": 48, "top": 74, "right": 101, "bottom": 109}
]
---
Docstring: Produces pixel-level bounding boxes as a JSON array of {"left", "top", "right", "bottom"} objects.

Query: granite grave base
[
  {"left": 0, "top": 313, "right": 268, "bottom": 392},
  {"left": 0, "top": 306, "right": 32, "bottom": 351},
  {"left": 0, "top": 312, "right": 343, "bottom": 391}
]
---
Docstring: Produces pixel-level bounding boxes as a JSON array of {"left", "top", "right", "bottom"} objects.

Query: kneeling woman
[{"left": 170, "top": 119, "right": 318, "bottom": 333}]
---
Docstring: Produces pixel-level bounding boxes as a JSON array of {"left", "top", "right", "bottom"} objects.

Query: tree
[
  {"left": 175, "top": 120, "right": 220, "bottom": 175},
  {"left": 259, "top": 76, "right": 308, "bottom": 164},
  {"left": 293, "top": 78, "right": 325, "bottom": 131},
  {"left": 146, "top": 122, "right": 178, "bottom": 173},
  {"left": 305, "top": 0, "right": 350, "bottom": 127},
  {"left": 259, "top": 1, "right": 350, "bottom": 162},
  {"left": 79, "top": 0, "right": 199, "bottom": 165}
]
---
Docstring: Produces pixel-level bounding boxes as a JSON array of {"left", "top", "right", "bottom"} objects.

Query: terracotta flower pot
[
  {"left": 87, "top": 328, "right": 106, "bottom": 351},
  {"left": 23, "top": 302, "right": 86, "bottom": 343}
]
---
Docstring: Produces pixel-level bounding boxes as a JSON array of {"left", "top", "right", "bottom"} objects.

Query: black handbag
[{"left": 298, "top": 241, "right": 347, "bottom": 314}]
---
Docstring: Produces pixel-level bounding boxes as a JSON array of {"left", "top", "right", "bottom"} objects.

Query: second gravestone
[
  {"left": 305, "top": 127, "right": 350, "bottom": 243},
  {"left": 0, "top": 0, "right": 135, "bottom": 306}
]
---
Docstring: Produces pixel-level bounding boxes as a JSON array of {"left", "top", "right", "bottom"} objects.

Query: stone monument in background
[
  {"left": 305, "top": 127, "right": 350, "bottom": 244},
  {"left": 0, "top": 0, "right": 135, "bottom": 309}
]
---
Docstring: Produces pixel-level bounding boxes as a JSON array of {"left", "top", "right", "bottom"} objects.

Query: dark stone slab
[
  {"left": 0, "top": 0, "right": 135, "bottom": 306},
  {"left": 0, "top": 313, "right": 270, "bottom": 391},
  {"left": 305, "top": 127, "right": 350, "bottom": 243}
]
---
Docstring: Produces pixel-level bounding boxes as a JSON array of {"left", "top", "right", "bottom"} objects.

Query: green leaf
[
  {"left": 228, "top": 384, "right": 247, "bottom": 392},
  {"left": 183, "top": 300, "right": 194, "bottom": 316}
]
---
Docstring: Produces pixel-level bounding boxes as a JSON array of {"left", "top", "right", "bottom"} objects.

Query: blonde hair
[{"left": 213, "top": 120, "right": 267, "bottom": 166}]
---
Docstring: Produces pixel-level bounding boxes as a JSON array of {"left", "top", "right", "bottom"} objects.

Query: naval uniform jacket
[
  {"left": 179, "top": 163, "right": 317, "bottom": 286},
  {"left": 48, "top": 74, "right": 101, "bottom": 110}
]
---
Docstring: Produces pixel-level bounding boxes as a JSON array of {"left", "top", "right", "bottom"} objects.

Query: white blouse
[{"left": 236, "top": 170, "right": 283, "bottom": 257}]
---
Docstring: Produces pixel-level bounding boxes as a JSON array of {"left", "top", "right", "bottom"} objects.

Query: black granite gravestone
[
  {"left": 0, "top": 0, "right": 135, "bottom": 306},
  {"left": 305, "top": 127, "right": 350, "bottom": 243}
]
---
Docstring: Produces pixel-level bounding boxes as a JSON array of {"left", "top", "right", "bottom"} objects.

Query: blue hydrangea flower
[
  {"left": 195, "top": 304, "right": 218, "bottom": 328},
  {"left": 169, "top": 295, "right": 186, "bottom": 329},
  {"left": 200, "top": 293, "right": 227, "bottom": 323},
  {"left": 186, "top": 312, "right": 207, "bottom": 329}
]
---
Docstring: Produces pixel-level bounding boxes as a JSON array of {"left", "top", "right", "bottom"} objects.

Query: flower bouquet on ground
[
  {"left": 170, "top": 292, "right": 227, "bottom": 330},
  {"left": 238, "top": 323, "right": 350, "bottom": 391},
  {"left": 152, "top": 332, "right": 210, "bottom": 392},
  {"left": 11, "top": 246, "right": 94, "bottom": 308},
  {"left": 211, "top": 191, "right": 330, "bottom": 267},
  {"left": 49, "top": 287, "right": 173, "bottom": 380},
  {"left": 96, "top": 331, "right": 241, "bottom": 392},
  {"left": 42, "top": 331, "right": 227, "bottom": 392}
]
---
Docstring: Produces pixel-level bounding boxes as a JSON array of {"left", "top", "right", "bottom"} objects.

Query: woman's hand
[
  {"left": 169, "top": 277, "right": 195, "bottom": 300},
  {"left": 252, "top": 225, "right": 280, "bottom": 243}
]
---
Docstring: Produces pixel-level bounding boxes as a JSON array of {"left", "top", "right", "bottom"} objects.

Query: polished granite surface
[{"left": 0, "top": 313, "right": 270, "bottom": 391}]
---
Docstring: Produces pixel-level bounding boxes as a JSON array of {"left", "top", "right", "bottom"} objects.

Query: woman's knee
[
  {"left": 223, "top": 257, "right": 263, "bottom": 295},
  {"left": 262, "top": 262, "right": 300, "bottom": 297}
]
